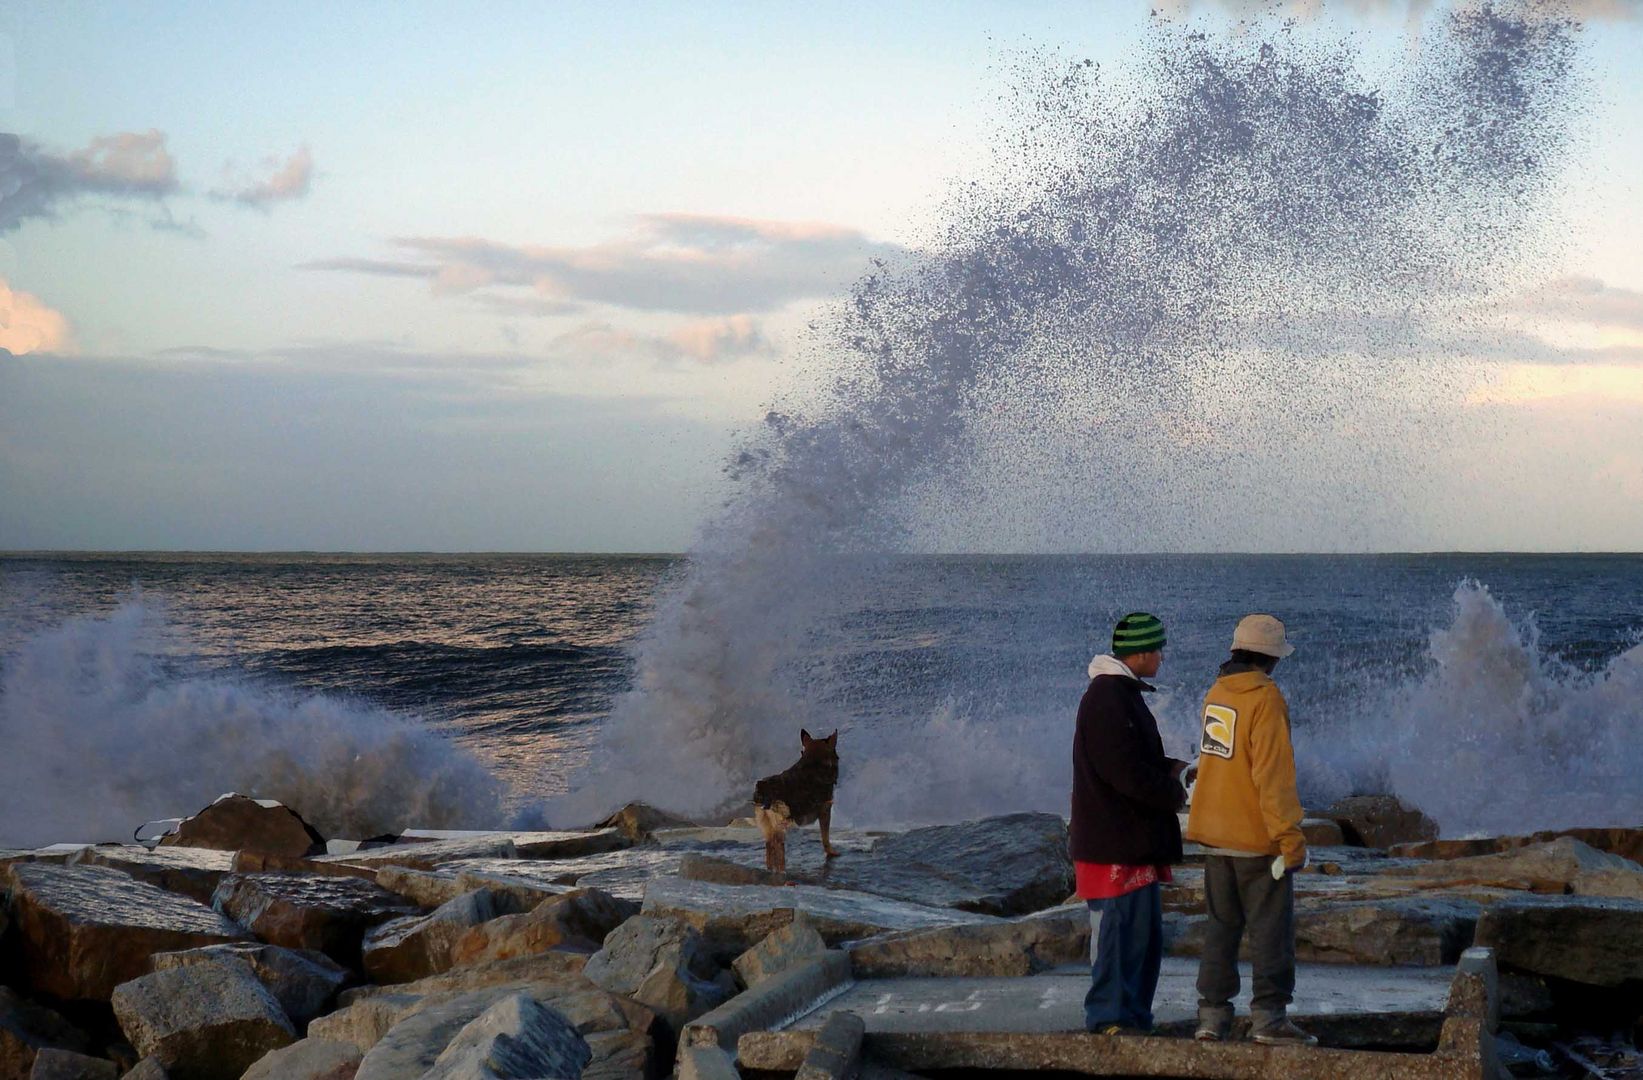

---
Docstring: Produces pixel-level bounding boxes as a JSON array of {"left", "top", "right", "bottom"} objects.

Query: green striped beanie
[{"left": 1112, "top": 612, "right": 1166, "bottom": 656}]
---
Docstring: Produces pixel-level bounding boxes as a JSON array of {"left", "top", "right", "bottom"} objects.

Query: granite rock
[
  {"left": 110, "top": 958, "right": 296, "bottom": 1080},
  {"left": 210, "top": 874, "right": 418, "bottom": 969},
  {"left": 149, "top": 943, "right": 350, "bottom": 1028},
  {"left": 361, "top": 889, "right": 529, "bottom": 985},
  {"left": 159, "top": 795, "right": 323, "bottom": 858},
  {"left": 238, "top": 1037, "right": 362, "bottom": 1080},
  {"left": 1323, "top": 795, "right": 1440, "bottom": 849},
  {"left": 419, "top": 994, "right": 590, "bottom": 1080},
  {"left": 449, "top": 888, "right": 636, "bottom": 968},
  {"left": 3, "top": 864, "right": 249, "bottom": 1002}
]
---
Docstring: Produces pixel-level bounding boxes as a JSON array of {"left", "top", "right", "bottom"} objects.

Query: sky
[{"left": 1, "top": 1, "right": 1640, "bottom": 552}]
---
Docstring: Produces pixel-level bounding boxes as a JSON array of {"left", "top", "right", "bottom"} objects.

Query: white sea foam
[
  {"left": 0, "top": 599, "right": 505, "bottom": 848},
  {"left": 557, "top": 6, "right": 1591, "bottom": 827},
  {"left": 1305, "top": 580, "right": 1643, "bottom": 836}
]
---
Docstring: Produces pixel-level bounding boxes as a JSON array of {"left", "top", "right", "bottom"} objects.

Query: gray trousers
[{"left": 1196, "top": 855, "right": 1297, "bottom": 1023}]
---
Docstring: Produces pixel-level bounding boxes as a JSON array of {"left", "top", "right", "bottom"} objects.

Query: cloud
[
  {"left": 668, "top": 314, "right": 772, "bottom": 362},
  {"left": 0, "top": 279, "right": 73, "bottom": 354},
  {"left": 0, "top": 129, "right": 179, "bottom": 231},
  {"left": 305, "top": 213, "right": 905, "bottom": 315},
  {"left": 1510, "top": 276, "right": 1643, "bottom": 331},
  {"left": 212, "top": 144, "right": 314, "bottom": 207},
  {"left": 1, "top": 131, "right": 315, "bottom": 232}
]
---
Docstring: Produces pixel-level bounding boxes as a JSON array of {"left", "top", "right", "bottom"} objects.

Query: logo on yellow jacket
[{"left": 1201, "top": 704, "right": 1236, "bottom": 759}]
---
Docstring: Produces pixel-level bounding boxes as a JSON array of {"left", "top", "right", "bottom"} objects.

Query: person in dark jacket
[{"left": 1070, "top": 611, "right": 1192, "bottom": 1036}]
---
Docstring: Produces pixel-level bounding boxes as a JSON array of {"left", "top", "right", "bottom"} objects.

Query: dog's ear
[
  {"left": 800, "top": 728, "right": 814, "bottom": 748},
  {"left": 826, "top": 730, "right": 839, "bottom": 746}
]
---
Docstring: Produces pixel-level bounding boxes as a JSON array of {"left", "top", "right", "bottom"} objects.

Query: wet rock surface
[
  {"left": 210, "top": 873, "right": 419, "bottom": 969},
  {"left": 642, "top": 875, "right": 999, "bottom": 958},
  {"left": 866, "top": 813, "right": 1075, "bottom": 916},
  {"left": 1384, "top": 836, "right": 1643, "bottom": 898},
  {"left": 64, "top": 847, "right": 234, "bottom": 907},
  {"left": 159, "top": 796, "right": 324, "bottom": 858},
  {"left": 3, "top": 863, "right": 250, "bottom": 1002},
  {"left": 1323, "top": 795, "right": 1440, "bottom": 849}
]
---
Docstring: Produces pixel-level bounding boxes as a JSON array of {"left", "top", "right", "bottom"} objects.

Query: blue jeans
[{"left": 1084, "top": 883, "right": 1164, "bottom": 1031}]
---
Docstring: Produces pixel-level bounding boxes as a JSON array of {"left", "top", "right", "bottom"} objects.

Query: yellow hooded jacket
[{"left": 1184, "top": 669, "right": 1307, "bottom": 867}]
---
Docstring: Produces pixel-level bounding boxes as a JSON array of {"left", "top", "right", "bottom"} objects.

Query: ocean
[{"left": 2, "top": 551, "right": 1638, "bottom": 849}]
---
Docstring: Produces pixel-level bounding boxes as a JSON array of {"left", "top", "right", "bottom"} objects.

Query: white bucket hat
[{"left": 1232, "top": 613, "right": 1295, "bottom": 658}]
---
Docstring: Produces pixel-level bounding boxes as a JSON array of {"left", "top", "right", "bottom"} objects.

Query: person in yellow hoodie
[{"left": 1184, "top": 614, "right": 1317, "bottom": 1047}]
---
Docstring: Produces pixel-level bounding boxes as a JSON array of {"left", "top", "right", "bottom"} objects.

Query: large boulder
[
  {"left": 0, "top": 987, "right": 93, "bottom": 1080},
  {"left": 352, "top": 989, "right": 585, "bottom": 1080},
  {"left": 110, "top": 958, "right": 296, "bottom": 1080},
  {"left": 1323, "top": 795, "right": 1439, "bottom": 849},
  {"left": 847, "top": 904, "right": 1089, "bottom": 978},
  {"left": 65, "top": 847, "right": 234, "bottom": 907},
  {"left": 362, "top": 889, "right": 530, "bottom": 985},
  {"left": 210, "top": 874, "right": 419, "bottom": 969},
  {"left": 449, "top": 889, "right": 637, "bottom": 969},
  {"left": 239, "top": 1037, "right": 362, "bottom": 1080},
  {"left": 3, "top": 864, "right": 250, "bottom": 1002},
  {"left": 160, "top": 795, "right": 324, "bottom": 857},
  {"left": 117, "top": 1061, "right": 167, "bottom": 1080},
  {"left": 597, "top": 803, "right": 697, "bottom": 842},
  {"left": 149, "top": 943, "right": 350, "bottom": 1028},
  {"left": 642, "top": 876, "right": 998, "bottom": 959},
  {"left": 582, "top": 916, "right": 734, "bottom": 1029},
  {"left": 419, "top": 993, "right": 590, "bottom": 1080},
  {"left": 25, "top": 1049, "right": 116, "bottom": 1080},
  {"left": 1386, "top": 837, "right": 1643, "bottom": 898},
  {"left": 1474, "top": 896, "right": 1643, "bottom": 987},
  {"left": 732, "top": 921, "right": 828, "bottom": 988},
  {"left": 865, "top": 813, "right": 1074, "bottom": 916}
]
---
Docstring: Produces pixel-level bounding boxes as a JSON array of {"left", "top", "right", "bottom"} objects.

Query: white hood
[{"left": 1088, "top": 653, "right": 1137, "bottom": 680}]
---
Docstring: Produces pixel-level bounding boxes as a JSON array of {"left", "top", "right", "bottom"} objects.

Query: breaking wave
[
  {"left": 0, "top": 600, "right": 505, "bottom": 848},
  {"left": 557, "top": 5, "right": 1590, "bottom": 824},
  {"left": 1306, "top": 580, "right": 1643, "bottom": 837}
]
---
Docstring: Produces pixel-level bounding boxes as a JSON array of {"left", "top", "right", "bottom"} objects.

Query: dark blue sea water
[{"left": 1, "top": 552, "right": 1639, "bottom": 847}]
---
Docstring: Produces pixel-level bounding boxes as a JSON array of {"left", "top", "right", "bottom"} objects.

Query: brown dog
[{"left": 753, "top": 728, "right": 841, "bottom": 874}]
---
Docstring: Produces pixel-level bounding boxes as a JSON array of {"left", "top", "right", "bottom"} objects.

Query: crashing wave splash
[
  {"left": 0, "top": 600, "right": 505, "bottom": 848},
  {"left": 558, "top": 5, "right": 1589, "bottom": 825}
]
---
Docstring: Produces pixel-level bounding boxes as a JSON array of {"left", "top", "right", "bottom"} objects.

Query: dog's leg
[
  {"left": 820, "top": 801, "right": 840, "bottom": 859},
  {"left": 756, "top": 807, "right": 777, "bottom": 872},
  {"left": 772, "top": 828, "right": 787, "bottom": 875}
]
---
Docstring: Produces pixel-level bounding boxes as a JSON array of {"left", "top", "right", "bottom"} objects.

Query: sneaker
[
  {"left": 1251, "top": 1018, "right": 1318, "bottom": 1046},
  {"left": 1194, "top": 1022, "right": 1229, "bottom": 1042}
]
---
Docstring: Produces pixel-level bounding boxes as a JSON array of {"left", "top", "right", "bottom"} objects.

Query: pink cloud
[{"left": 0, "top": 279, "right": 73, "bottom": 354}]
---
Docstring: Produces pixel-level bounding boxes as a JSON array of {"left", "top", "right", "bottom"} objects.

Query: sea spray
[
  {"left": 0, "top": 599, "right": 504, "bottom": 848},
  {"left": 558, "top": 5, "right": 1588, "bottom": 825},
  {"left": 1304, "top": 580, "right": 1643, "bottom": 836}
]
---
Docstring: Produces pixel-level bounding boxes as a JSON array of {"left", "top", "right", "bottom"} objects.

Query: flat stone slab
[
  {"left": 4, "top": 863, "right": 250, "bottom": 1001},
  {"left": 643, "top": 876, "right": 999, "bottom": 958},
  {"left": 68, "top": 844, "right": 236, "bottom": 905},
  {"left": 397, "top": 828, "right": 632, "bottom": 860},
  {"left": 311, "top": 837, "right": 520, "bottom": 870},
  {"left": 787, "top": 959, "right": 1452, "bottom": 1036},
  {"left": 212, "top": 873, "right": 420, "bottom": 968}
]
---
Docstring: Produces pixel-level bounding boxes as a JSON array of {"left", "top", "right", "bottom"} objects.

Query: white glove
[{"left": 1271, "top": 852, "right": 1308, "bottom": 880}]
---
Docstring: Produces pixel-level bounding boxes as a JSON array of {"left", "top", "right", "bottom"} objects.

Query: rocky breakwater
[{"left": 1, "top": 792, "right": 1641, "bottom": 1077}]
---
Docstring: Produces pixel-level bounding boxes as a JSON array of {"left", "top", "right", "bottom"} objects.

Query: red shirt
[{"left": 1076, "top": 860, "right": 1173, "bottom": 900}]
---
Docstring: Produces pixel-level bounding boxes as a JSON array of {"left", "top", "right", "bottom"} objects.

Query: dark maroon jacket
[{"left": 1069, "top": 672, "right": 1186, "bottom": 866}]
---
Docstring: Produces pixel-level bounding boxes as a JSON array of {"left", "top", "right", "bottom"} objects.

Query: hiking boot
[{"left": 1251, "top": 1017, "right": 1318, "bottom": 1046}]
